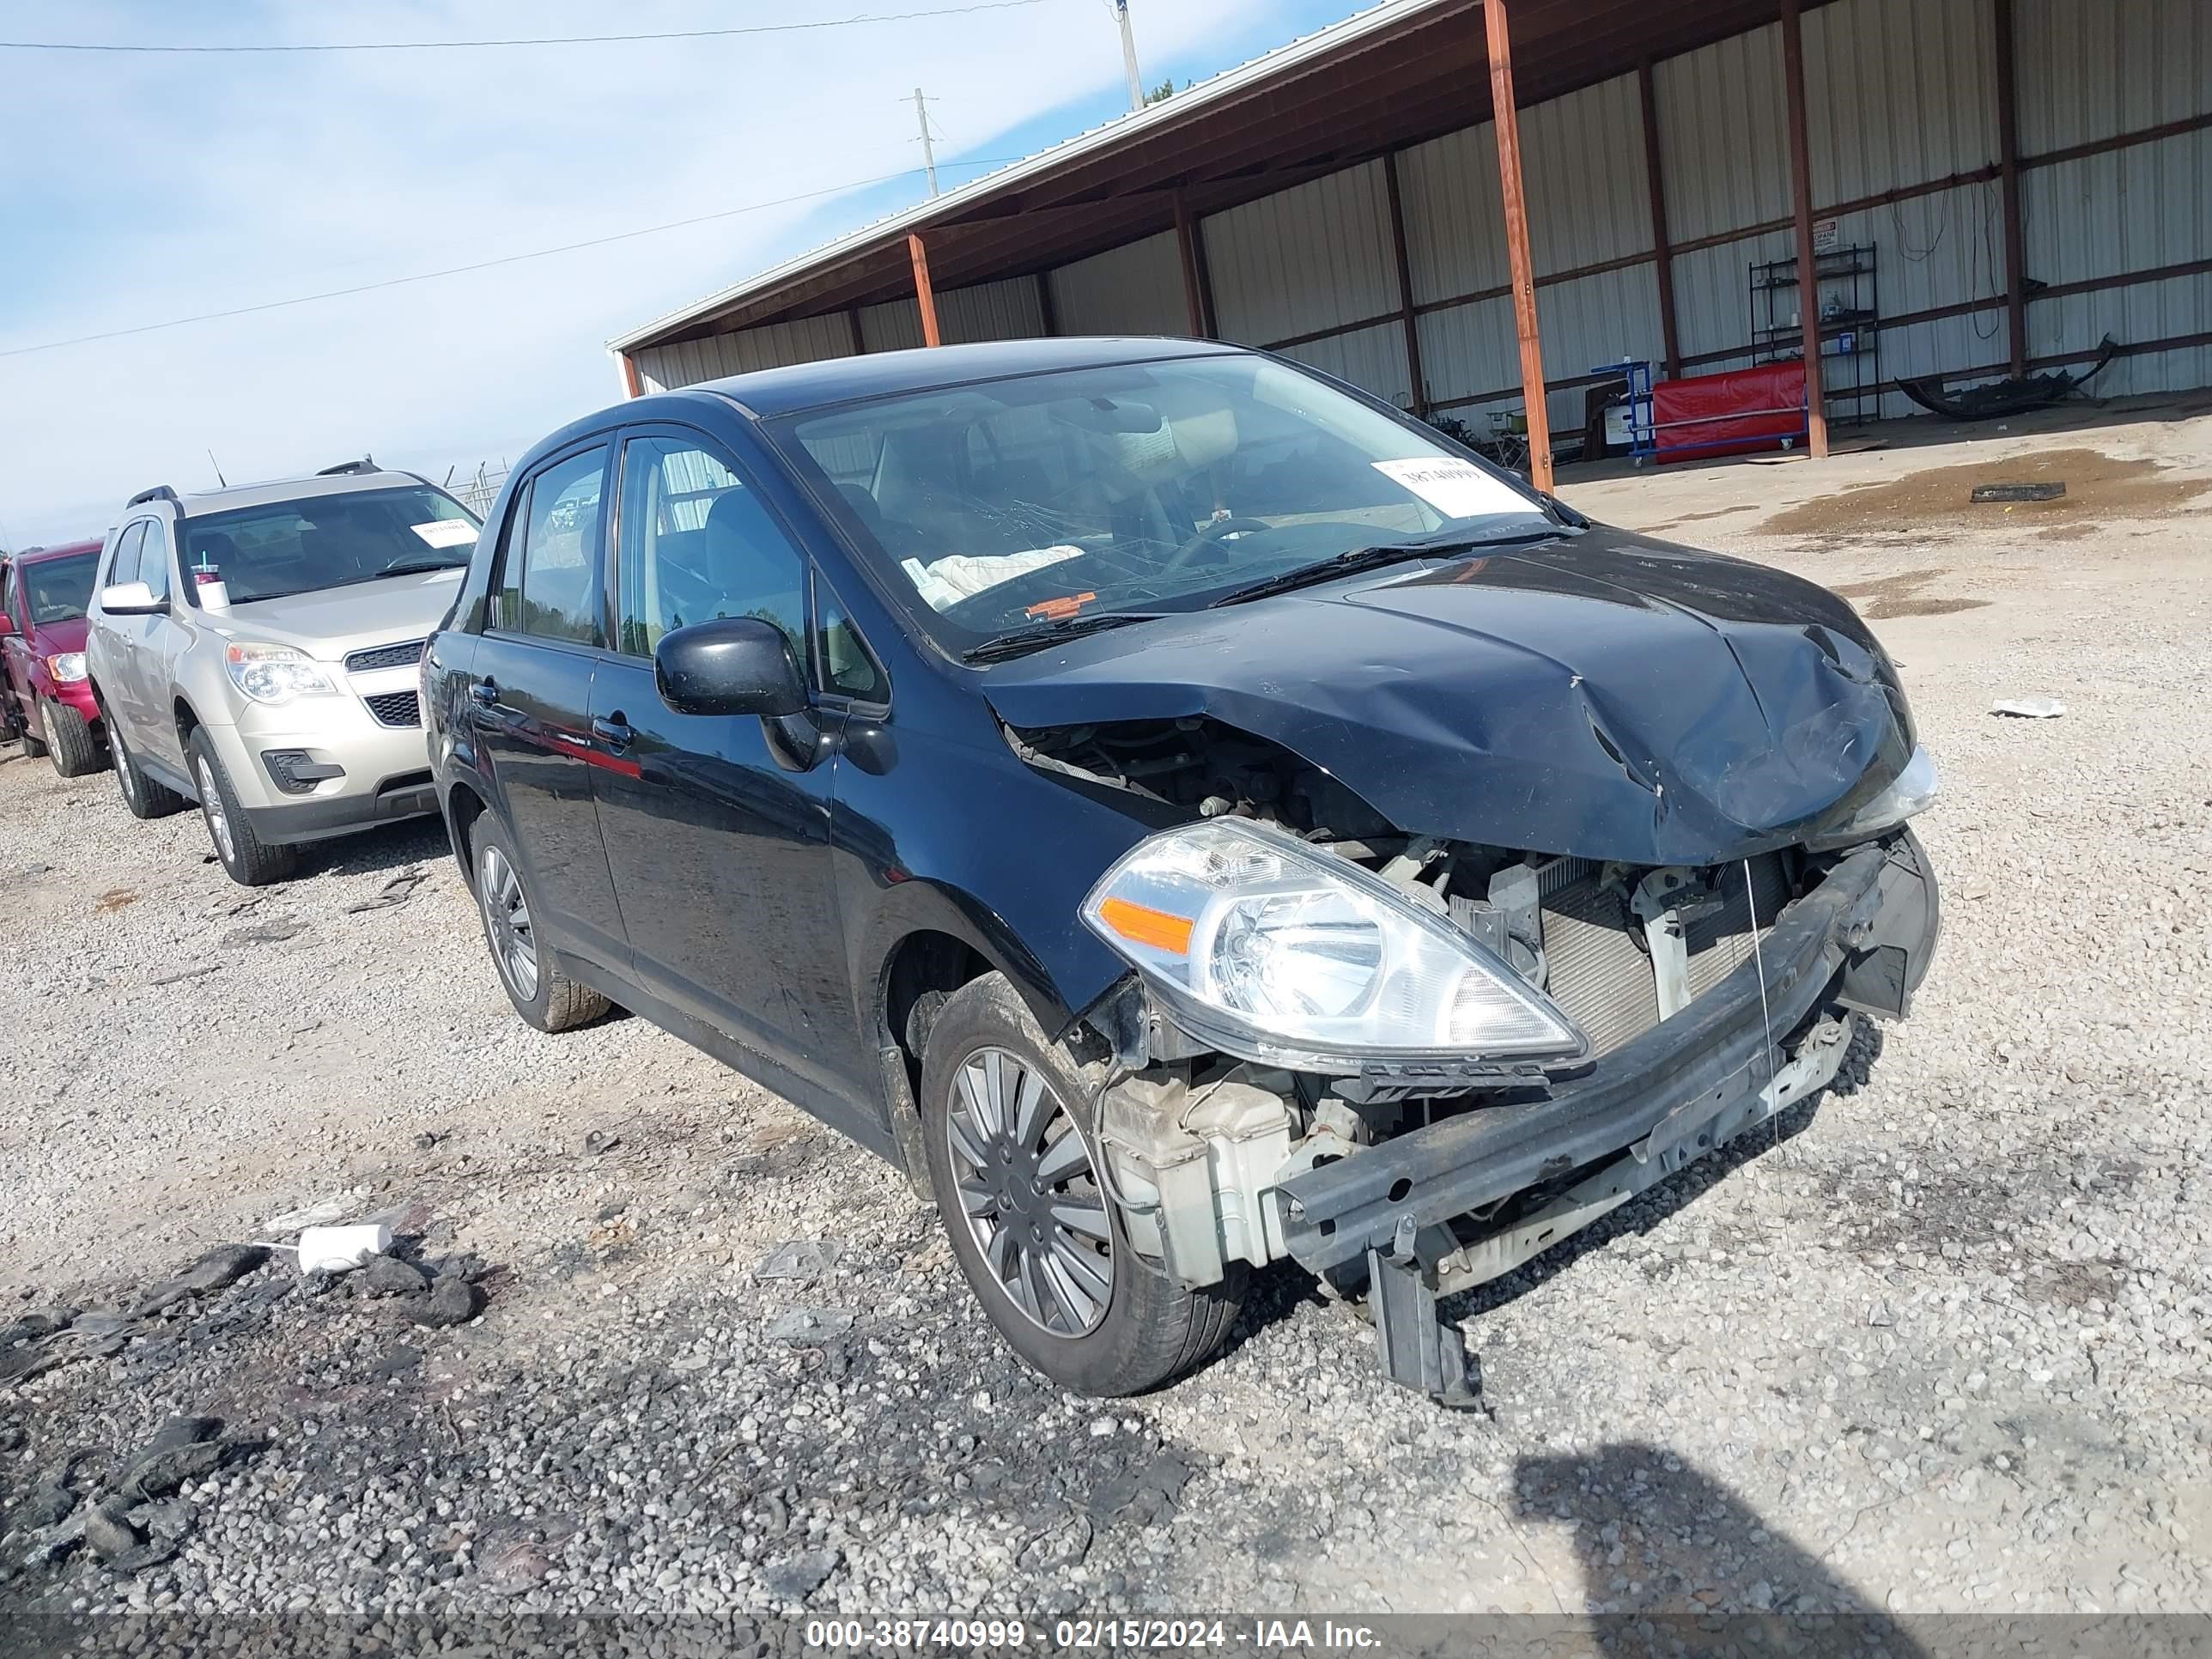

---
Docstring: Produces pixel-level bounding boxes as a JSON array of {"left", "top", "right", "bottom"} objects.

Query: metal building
[{"left": 610, "top": 0, "right": 2212, "bottom": 488}]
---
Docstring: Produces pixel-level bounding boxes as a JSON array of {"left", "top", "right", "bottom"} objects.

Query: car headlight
[
  {"left": 1081, "top": 818, "right": 1588, "bottom": 1073},
  {"left": 46, "top": 652, "right": 87, "bottom": 684},
  {"left": 225, "top": 641, "right": 339, "bottom": 706},
  {"left": 1811, "top": 744, "right": 1939, "bottom": 848}
]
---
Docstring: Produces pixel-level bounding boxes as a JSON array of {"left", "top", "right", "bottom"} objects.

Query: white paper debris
[
  {"left": 1990, "top": 696, "right": 2066, "bottom": 719},
  {"left": 902, "top": 545, "right": 1082, "bottom": 611}
]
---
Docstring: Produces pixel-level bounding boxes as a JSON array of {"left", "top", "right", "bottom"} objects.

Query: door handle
[
  {"left": 469, "top": 679, "right": 500, "bottom": 706},
  {"left": 591, "top": 714, "right": 635, "bottom": 750}
]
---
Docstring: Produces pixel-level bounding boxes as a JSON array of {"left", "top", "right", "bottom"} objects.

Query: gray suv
[{"left": 84, "top": 461, "right": 481, "bottom": 884}]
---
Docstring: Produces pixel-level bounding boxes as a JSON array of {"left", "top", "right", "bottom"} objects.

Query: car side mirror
[
  {"left": 0, "top": 610, "right": 15, "bottom": 637},
  {"left": 654, "top": 617, "right": 806, "bottom": 718},
  {"left": 100, "top": 581, "right": 164, "bottom": 616}
]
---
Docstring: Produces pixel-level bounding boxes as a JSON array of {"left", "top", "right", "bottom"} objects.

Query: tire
[
  {"left": 467, "top": 815, "right": 608, "bottom": 1032},
  {"left": 919, "top": 973, "right": 1244, "bottom": 1397},
  {"left": 188, "top": 729, "right": 299, "bottom": 887},
  {"left": 107, "top": 715, "right": 187, "bottom": 820},
  {"left": 44, "top": 702, "right": 104, "bottom": 779},
  {"left": 18, "top": 697, "right": 47, "bottom": 759}
]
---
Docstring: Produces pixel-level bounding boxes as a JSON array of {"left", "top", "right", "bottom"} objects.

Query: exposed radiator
[{"left": 1535, "top": 854, "right": 1790, "bottom": 1056}]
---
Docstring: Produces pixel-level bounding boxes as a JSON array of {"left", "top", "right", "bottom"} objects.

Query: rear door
[
  {"left": 586, "top": 425, "right": 872, "bottom": 1114},
  {"left": 465, "top": 442, "right": 630, "bottom": 974}
]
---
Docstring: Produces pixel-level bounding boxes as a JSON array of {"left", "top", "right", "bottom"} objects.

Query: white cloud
[{"left": 0, "top": 0, "right": 1281, "bottom": 544}]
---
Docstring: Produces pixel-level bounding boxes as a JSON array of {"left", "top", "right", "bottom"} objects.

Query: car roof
[
  {"left": 12, "top": 538, "right": 104, "bottom": 565},
  {"left": 680, "top": 336, "right": 1249, "bottom": 420},
  {"left": 133, "top": 470, "right": 442, "bottom": 520}
]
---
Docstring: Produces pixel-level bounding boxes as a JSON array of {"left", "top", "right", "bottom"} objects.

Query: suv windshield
[
  {"left": 22, "top": 550, "right": 102, "bottom": 624},
  {"left": 776, "top": 352, "right": 1550, "bottom": 654},
  {"left": 180, "top": 485, "right": 479, "bottom": 605}
]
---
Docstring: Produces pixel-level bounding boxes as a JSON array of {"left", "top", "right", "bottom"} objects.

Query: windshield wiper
[
  {"left": 962, "top": 611, "right": 1170, "bottom": 664},
  {"left": 368, "top": 557, "right": 469, "bottom": 579},
  {"left": 1205, "top": 527, "right": 1565, "bottom": 608}
]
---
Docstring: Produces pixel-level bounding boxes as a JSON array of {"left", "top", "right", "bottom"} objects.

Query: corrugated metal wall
[
  {"left": 1048, "top": 231, "right": 1186, "bottom": 337},
  {"left": 2016, "top": 0, "right": 2212, "bottom": 396},
  {"left": 637, "top": 0, "right": 2210, "bottom": 429}
]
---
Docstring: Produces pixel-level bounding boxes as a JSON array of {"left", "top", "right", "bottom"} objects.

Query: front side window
[
  {"left": 106, "top": 521, "right": 149, "bottom": 591},
  {"left": 138, "top": 523, "right": 173, "bottom": 604},
  {"left": 500, "top": 448, "right": 607, "bottom": 644},
  {"left": 21, "top": 551, "right": 103, "bottom": 625},
  {"left": 179, "top": 486, "right": 479, "bottom": 606},
  {"left": 615, "top": 434, "right": 805, "bottom": 665},
  {"left": 775, "top": 352, "right": 1547, "bottom": 654}
]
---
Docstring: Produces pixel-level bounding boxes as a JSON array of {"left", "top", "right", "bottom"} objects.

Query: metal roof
[{"left": 614, "top": 0, "right": 1820, "bottom": 354}]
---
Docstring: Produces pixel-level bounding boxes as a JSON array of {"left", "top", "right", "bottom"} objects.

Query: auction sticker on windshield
[
  {"left": 1372, "top": 457, "right": 1531, "bottom": 520},
  {"left": 410, "top": 520, "right": 477, "bottom": 548}
]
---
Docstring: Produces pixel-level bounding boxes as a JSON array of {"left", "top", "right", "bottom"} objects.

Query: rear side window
[
  {"left": 499, "top": 448, "right": 606, "bottom": 644},
  {"left": 106, "top": 521, "right": 149, "bottom": 590}
]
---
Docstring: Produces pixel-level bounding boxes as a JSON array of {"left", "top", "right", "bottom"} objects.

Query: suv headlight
[
  {"left": 1809, "top": 744, "right": 1939, "bottom": 848},
  {"left": 46, "top": 652, "right": 87, "bottom": 684},
  {"left": 1081, "top": 818, "right": 1588, "bottom": 1073},
  {"left": 225, "top": 641, "right": 339, "bottom": 706}
]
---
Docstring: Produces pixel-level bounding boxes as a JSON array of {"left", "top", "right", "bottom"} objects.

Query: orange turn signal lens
[{"left": 1096, "top": 896, "right": 1194, "bottom": 955}]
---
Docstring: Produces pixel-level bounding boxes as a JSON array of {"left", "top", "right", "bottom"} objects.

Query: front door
[
  {"left": 131, "top": 519, "right": 196, "bottom": 771},
  {"left": 468, "top": 442, "right": 629, "bottom": 974},
  {"left": 588, "top": 428, "right": 868, "bottom": 1110}
]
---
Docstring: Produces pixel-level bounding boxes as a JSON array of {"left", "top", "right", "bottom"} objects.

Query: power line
[
  {"left": 0, "top": 0, "right": 1052, "bottom": 55},
  {"left": 2, "top": 159, "right": 1025, "bottom": 359}
]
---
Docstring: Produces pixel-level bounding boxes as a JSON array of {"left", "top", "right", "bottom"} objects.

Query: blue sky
[{"left": 0, "top": 0, "right": 1369, "bottom": 547}]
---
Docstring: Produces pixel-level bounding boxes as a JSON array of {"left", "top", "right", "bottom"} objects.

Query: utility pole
[
  {"left": 911, "top": 87, "right": 939, "bottom": 197},
  {"left": 1115, "top": 0, "right": 1143, "bottom": 111}
]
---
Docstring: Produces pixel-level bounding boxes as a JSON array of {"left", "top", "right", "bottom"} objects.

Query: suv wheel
[
  {"left": 471, "top": 817, "right": 609, "bottom": 1032},
  {"left": 918, "top": 973, "right": 1244, "bottom": 1396},
  {"left": 189, "top": 730, "right": 298, "bottom": 886},
  {"left": 18, "top": 697, "right": 48, "bottom": 760},
  {"left": 108, "top": 717, "right": 186, "bottom": 820},
  {"left": 44, "top": 702, "right": 104, "bottom": 779}
]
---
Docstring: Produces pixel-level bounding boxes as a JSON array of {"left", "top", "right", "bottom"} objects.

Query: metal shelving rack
[{"left": 1748, "top": 242, "right": 1881, "bottom": 427}]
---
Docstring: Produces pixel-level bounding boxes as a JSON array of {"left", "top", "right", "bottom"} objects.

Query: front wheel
[
  {"left": 44, "top": 702, "right": 105, "bottom": 778},
  {"left": 469, "top": 817, "right": 608, "bottom": 1032},
  {"left": 919, "top": 974, "right": 1243, "bottom": 1396},
  {"left": 189, "top": 730, "right": 298, "bottom": 886}
]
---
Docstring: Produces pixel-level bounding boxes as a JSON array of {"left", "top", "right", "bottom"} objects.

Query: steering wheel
[{"left": 1159, "top": 515, "right": 1274, "bottom": 575}]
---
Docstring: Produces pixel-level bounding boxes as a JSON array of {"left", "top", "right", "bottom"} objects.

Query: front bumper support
[{"left": 1277, "top": 836, "right": 1936, "bottom": 1402}]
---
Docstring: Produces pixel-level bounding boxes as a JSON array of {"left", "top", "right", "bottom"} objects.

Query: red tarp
[{"left": 1653, "top": 361, "right": 1808, "bottom": 463}]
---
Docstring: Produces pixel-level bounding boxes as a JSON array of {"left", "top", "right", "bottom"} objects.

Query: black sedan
[{"left": 422, "top": 337, "right": 1939, "bottom": 1404}]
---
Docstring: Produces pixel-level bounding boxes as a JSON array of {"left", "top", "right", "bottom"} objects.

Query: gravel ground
[{"left": 2, "top": 408, "right": 2208, "bottom": 1628}]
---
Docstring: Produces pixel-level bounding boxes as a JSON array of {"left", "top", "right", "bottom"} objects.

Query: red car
[{"left": 2, "top": 538, "right": 109, "bottom": 777}]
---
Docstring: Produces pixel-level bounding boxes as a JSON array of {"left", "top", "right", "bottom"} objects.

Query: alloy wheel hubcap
[
  {"left": 945, "top": 1046, "right": 1115, "bottom": 1337},
  {"left": 198, "top": 760, "right": 235, "bottom": 864},
  {"left": 480, "top": 845, "right": 539, "bottom": 1000}
]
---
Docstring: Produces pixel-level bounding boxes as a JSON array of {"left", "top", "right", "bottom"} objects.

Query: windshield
[
  {"left": 21, "top": 550, "right": 102, "bottom": 624},
  {"left": 180, "top": 485, "right": 480, "bottom": 605},
  {"left": 776, "top": 353, "right": 1548, "bottom": 653}
]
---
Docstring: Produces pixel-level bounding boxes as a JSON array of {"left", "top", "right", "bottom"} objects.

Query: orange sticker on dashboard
[{"left": 1024, "top": 592, "right": 1097, "bottom": 620}]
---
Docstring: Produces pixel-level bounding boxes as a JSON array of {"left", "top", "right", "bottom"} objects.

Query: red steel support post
[
  {"left": 1484, "top": 0, "right": 1554, "bottom": 491},
  {"left": 908, "top": 233, "right": 942, "bottom": 348},
  {"left": 618, "top": 354, "right": 643, "bottom": 398},
  {"left": 1638, "top": 60, "right": 1683, "bottom": 379},
  {"left": 1994, "top": 0, "right": 2028, "bottom": 377},
  {"left": 1780, "top": 0, "right": 1831, "bottom": 459},
  {"left": 1172, "top": 191, "right": 1212, "bottom": 337},
  {"left": 1382, "top": 150, "right": 1430, "bottom": 416}
]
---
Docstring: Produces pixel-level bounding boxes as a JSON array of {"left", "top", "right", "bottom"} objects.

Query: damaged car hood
[{"left": 981, "top": 527, "right": 1917, "bottom": 866}]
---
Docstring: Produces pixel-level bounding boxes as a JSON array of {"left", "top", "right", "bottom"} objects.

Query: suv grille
[
  {"left": 344, "top": 639, "right": 428, "bottom": 674},
  {"left": 364, "top": 691, "right": 422, "bottom": 728}
]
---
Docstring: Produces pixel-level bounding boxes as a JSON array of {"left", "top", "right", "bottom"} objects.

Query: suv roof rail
[
  {"left": 126, "top": 484, "right": 181, "bottom": 509},
  {"left": 315, "top": 456, "right": 379, "bottom": 477}
]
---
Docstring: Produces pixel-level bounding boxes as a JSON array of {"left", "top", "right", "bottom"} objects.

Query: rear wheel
[
  {"left": 919, "top": 973, "right": 1243, "bottom": 1396},
  {"left": 18, "top": 698, "right": 47, "bottom": 759},
  {"left": 44, "top": 702, "right": 104, "bottom": 778},
  {"left": 108, "top": 716, "right": 186, "bottom": 820},
  {"left": 189, "top": 729, "right": 298, "bottom": 886},
  {"left": 470, "top": 817, "right": 608, "bottom": 1032}
]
